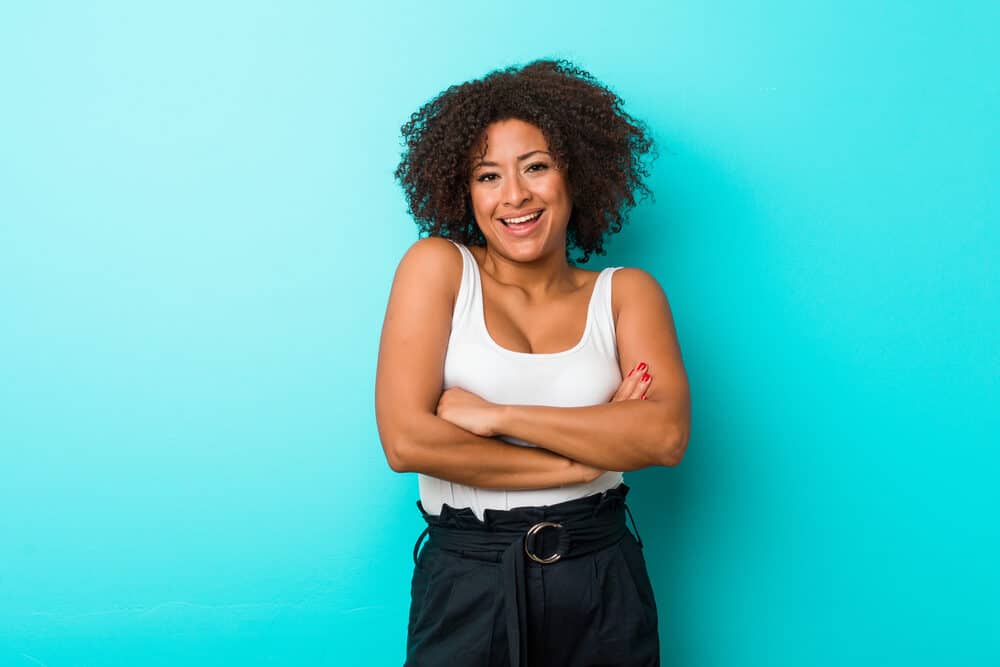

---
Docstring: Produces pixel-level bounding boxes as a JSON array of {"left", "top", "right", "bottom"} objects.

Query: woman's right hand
[
  {"left": 611, "top": 361, "right": 653, "bottom": 402},
  {"left": 572, "top": 362, "right": 654, "bottom": 483}
]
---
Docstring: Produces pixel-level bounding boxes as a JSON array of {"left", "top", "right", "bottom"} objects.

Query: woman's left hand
[{"left": 435, "top": 387, "right": 503, "bottom": 437}]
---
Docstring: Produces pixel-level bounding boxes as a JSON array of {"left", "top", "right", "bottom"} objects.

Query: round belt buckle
[{"left": 525, "top": 521, "right": 563, "bottom": 564}]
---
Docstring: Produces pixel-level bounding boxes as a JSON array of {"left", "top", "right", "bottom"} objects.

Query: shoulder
[
  {"left": 402, "top": 235, "right": 463, "bottom": 264},
  {"left": 610, "top": 266, "right": 665, "bottom": 293},
  {"left": 609, "top": 267, "right": 671, "bottom": 318},
  {"left": 396, "top": 236, "right": 464, "bottom": 280},
  {"left": 391, "top": 237, "right": 464, "bottom": 303}
]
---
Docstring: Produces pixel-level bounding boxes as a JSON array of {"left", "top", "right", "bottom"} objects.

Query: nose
[{"left": 501, "top": 171, "right": 530, "bottom": 208}]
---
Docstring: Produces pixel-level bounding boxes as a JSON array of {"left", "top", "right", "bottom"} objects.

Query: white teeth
[{"left": 502, "top": 210, "right": 543, "bottom": 224}]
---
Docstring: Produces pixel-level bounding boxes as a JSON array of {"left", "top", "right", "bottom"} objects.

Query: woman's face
[{"left": 467, "top": 118, "right": 571, "bottom": 260}]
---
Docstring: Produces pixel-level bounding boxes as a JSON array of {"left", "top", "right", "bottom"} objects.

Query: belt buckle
[{"left": 524, "top": 521, "right": 563, "bottom": 564}]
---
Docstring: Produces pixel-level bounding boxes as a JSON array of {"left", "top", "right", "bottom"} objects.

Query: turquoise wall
[{"left": 2, "top": 1, "right": 997, "bottom": 665}]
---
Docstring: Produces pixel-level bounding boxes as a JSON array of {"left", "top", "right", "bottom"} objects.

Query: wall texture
[{"left": 1, "top": 1, "right": 997, "bottom": 665}]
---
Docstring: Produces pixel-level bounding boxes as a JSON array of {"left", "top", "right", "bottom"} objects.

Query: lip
[
  {"left": 497, "top": 208, "right": 544, "bottom": 223},
  {"left": 496, "top": 209, "right": 545, "bottom": 237}
]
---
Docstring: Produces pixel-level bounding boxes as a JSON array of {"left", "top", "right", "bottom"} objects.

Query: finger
[
  {"left": 637, "top": 371, "right": 653, "bottom": 400},
  {"left": 625, "top": 363, "right": 651, "bottom": 400},
  {"left": 631, "top": 370, "right": 652, "bottom": 400},
  {"left": 612, "top": 361, "right": 646, "bottom": 401}
]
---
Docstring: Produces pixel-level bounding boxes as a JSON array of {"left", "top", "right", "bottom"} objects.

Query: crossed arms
[{"left": 374, "top": 238, "right": 691, "bottom": 490}]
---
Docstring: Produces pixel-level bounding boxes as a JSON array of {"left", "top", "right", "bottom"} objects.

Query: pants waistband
[{"left": 410, "top": 483, "right": 643, "bottom": 667}]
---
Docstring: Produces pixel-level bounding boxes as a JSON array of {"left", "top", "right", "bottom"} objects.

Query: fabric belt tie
[{"left": 412, "top": 491, "right": 641, "bottom": 667}]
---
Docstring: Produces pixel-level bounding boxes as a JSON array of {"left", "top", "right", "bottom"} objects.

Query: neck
[{"left": 480, "top": 243, "right": 578, "bottom": 300}]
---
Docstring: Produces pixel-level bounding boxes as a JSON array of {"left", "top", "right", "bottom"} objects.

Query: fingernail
[
  {"left": 641, "top": 394, "right": 648, "bottom": 400},
  {"left": 627, "top": 368, "right": 635, "bottom": 377},
  {"left": 641, "top": 372, "right": 650, "bottom": 382},
  {"left": 637, "top": 362, "right": 647, "bottom": 372}
]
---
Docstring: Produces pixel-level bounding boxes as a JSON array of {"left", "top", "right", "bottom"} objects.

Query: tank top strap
[
  {"left": 446, "top": 239, "right": 477, "bottom": 329},
  {"left": 588, "top": 265, "right": 625, "bottom": 358}
]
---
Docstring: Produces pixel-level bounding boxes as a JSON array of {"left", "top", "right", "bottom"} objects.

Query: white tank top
[{"left": 418, "top": 240, "right": 626, "bottom": 520}]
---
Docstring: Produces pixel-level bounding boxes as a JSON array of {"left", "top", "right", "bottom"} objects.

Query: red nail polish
[
  {"left": 637, "top": 362, "right": 647, "bottom": 372},
  {"left": 641, "top": 372, "right": 650, "bottom": 382},
  {"left": 627, "top": 368, "right": 634, "bottom": 377}
]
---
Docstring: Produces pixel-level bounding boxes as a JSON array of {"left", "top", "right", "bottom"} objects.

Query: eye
[
  {"left": 527, "top": 162, "right": 549, "bottom": 172},
  {"left": 476, "top": 173, "right": 498, "bottom": 183}
]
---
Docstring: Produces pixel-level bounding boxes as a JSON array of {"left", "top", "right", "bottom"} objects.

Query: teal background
[{"left": 1, "top": 1, "right": 997, "bottom": 665}]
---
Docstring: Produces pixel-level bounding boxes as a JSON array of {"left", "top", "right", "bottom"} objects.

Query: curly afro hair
[{"left": 394, "top": 58, "right": 656, "bottom": 264}]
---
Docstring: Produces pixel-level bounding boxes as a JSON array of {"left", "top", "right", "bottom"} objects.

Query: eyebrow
[{"left": 471, "top": 150, "right": 550, "bottom": 170}]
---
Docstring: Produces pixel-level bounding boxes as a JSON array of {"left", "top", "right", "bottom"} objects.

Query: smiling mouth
[{"left": 499, "top": 209, "right": 544, "bottom": 226}]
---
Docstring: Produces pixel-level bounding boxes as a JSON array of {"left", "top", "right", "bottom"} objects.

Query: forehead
[{"left": 472, "top": 119, "right": 549, "bottom": 158}]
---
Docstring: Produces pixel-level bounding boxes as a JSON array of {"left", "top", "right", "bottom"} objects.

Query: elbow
[
  {"left": 656, "top": 422, "right": 690, "bottom": 467},
  {"left": 378, "top": 425, "right": 418, "bottom": 473},
  {"left": 383, "top": 437, "right": 417, "bottom": 473},
  {"left": 377, "top": 410, "right": 435, "bottom": 473},
  {"left": 384, "top": 445, "right": 410, "bottom": 473}
]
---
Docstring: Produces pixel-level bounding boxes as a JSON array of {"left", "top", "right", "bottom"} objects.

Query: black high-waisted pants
[{"left": 404, "top": 483, "right": 660, "bottom": 667}]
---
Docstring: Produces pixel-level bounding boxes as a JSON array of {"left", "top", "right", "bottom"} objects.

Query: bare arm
[
  {"left": 384, "top": 410, "right": 597, "bottom": 489},
  {"left": 494, "top": 402, "right": 671, "bottom": 471},
  {"left": 374, "top": 237, "right": 599, "bottom": 489}
]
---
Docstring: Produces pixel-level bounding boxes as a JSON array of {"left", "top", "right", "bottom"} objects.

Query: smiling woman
[{"left": 376, "top": 58, "right": 690, "bottom": 666}]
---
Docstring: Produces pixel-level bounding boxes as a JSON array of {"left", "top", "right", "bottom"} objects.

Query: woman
[{"left": 375, "top": 59, "right": 691, "bottom": 666}]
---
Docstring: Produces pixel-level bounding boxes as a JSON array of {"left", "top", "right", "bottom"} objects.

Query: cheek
[
  {"left": 470, "top": 188, "right": 499, "bottom": 216},
  {"left": 541, "top": 180, "right": 570, "bottom": 207},
  {"left": 540, "top": 171, "right": 569, "bottom": 198}
]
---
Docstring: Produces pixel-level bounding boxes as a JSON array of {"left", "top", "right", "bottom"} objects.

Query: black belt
[{"left": 412, "top": 483, "right": 643, "bottom": 667}]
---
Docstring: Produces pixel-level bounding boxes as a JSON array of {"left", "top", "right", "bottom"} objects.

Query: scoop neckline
[{"left": 465, "top": 244, "right": 606, "bottom": 358}]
